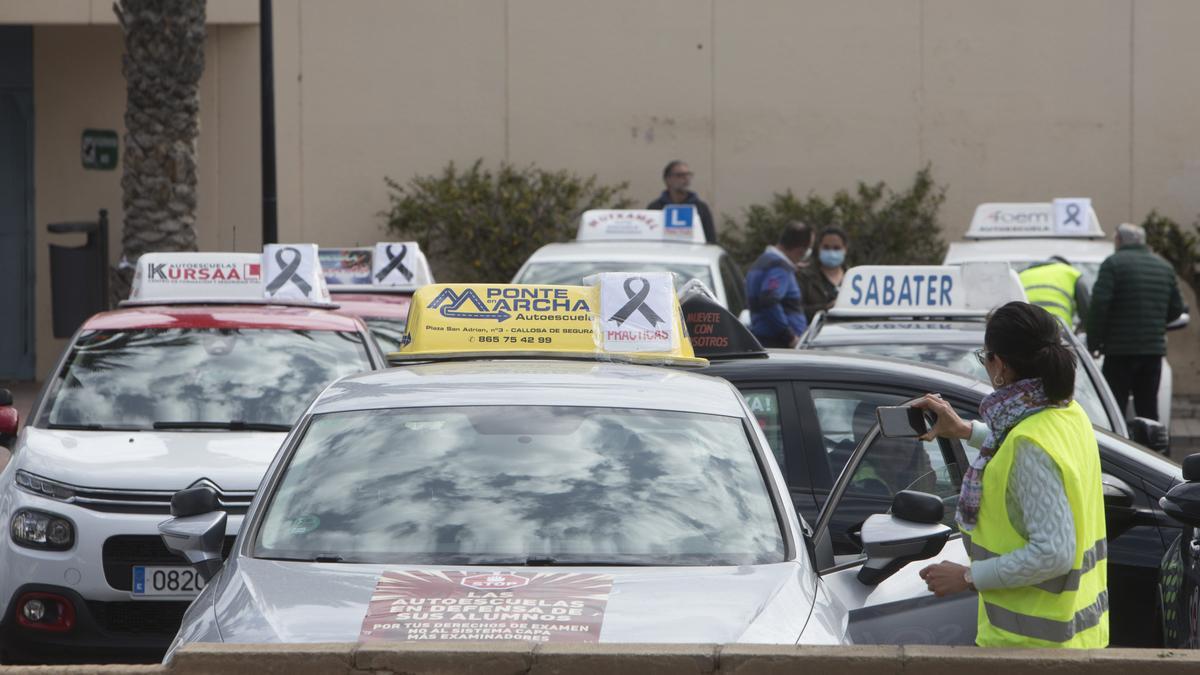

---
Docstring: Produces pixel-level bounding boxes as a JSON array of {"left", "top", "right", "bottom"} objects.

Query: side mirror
[
  {"left": 1167, "top": 312, "right": 1190, "bottom": 332},
  {"left": 1182, "top": 454, "right": 1200, "bottom": 482},
  {"left": 0, "top": 388, "right": 18, "bottom": 440},
  {"left": 159, "top": 487, "right": 226, "bottom": 581},
  {"left": 1102, "top": 473, "right": 1148, "bottom": 540},
  {"left": 1102, "top": 473, "right": 1135, "bottom": 509},
  {"left": 1128, "top": 417, "right": 1171, "bottom": 455},
  {"left": 171, "top": 486, "right": 219, "bottom": 517},
  {"left": 1160, "top": 481, "right": 1200, "bottom": 529},
  {"left": 857, "top": 490, "right": 952, "bottom": 586}
]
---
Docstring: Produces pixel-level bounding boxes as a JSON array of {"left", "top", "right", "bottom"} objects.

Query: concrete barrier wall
[{"left": 5, "top": 643, "right": 1200, "bottom": 675}]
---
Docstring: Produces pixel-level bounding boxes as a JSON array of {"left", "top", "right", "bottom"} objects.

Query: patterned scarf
[{"left": 956, "top": 378, "right": 1058, "bottom": 529}]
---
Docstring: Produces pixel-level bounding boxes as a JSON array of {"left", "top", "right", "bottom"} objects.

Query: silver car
[{"left": 158, "top": 360, "right": 955, "bottom": 657}]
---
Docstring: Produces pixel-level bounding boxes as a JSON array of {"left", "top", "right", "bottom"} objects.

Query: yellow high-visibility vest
[
  {"left": 962, "top": 401, "right": 1108, "bottom": 648},
  {"left": 1019, "top": 263, "right": 1081, "bottom": 327}
]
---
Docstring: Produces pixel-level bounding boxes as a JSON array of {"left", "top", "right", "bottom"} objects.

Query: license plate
[{"left": 131, "top": 566, "right": 206, "bottom": 597}]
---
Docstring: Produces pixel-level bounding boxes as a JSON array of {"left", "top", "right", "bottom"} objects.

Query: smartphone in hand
[{"left": 876, "top": 405, "right": 931, "bottom": 438}]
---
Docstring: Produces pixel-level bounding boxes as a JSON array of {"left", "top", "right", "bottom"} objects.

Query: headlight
[
  {"left": 14, "top": 471, "right": 75, "bottom": 502},
  {"left": 11, "top": 510, "right": 75, "bottom": 551}
]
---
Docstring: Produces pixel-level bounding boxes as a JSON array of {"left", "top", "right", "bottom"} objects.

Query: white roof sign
[
  {"left": 319, "top": 243, "right": 434, "bottom": 292},
  {"left": 124, "top": 246, "right": 334, "bottom": 307},
  {"left": 829, "top": 262, "right": 1027, "bottom": 318},
  {"left": 966, "top": 200, "right": 1104, "bottom": 239},
  {"left": 577, "top": 208, "right": 705, "bottom": 244},
  {"left": 593, "top": 271, "right": 680, "bottom": 353},
  {"left": 264, "top": 244, "right": 331, "bottom": 304}
]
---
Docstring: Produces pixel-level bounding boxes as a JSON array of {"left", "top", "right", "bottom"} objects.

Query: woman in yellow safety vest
[{"left": 915, "top": 301, "right": 1108, "bottom": 648}]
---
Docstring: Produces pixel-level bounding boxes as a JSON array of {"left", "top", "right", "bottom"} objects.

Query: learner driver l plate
[{"left": 131, "top": 565, "right": 206, "bottom": 597}]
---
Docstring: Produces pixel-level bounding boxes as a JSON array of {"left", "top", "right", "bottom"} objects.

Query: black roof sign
[{"left": 680, "top": 288, "right": 766, "bottom": 359}]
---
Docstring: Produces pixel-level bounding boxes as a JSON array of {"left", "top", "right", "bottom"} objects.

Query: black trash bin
[{"left": 48, "top": 209, "right": 109, "bottom": 338}]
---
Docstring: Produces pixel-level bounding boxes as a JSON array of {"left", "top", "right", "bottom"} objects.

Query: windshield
[
  {"left": 364, "top": 317, "right": 407, "bottom": 354},
  {"left": 813, "top": 342, "right": 1113, "bottom": 432},
  {"left": 517, "top": 261, "right": 714, "bottom": 291},
  {"left": 42, "top": 329, "right": 372, "bottom": 430},
  {"left": 255, "top": 405, "right": 786, "bottom": 566}
]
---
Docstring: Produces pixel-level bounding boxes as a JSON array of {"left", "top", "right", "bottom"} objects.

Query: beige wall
[
  {"left": 264, "top": 0, "right": 1200, "bottom": 240},
  {"left": 29, "top": 21, "right": 260, "bottom": 377},
  {"left": 9, "top": 0, "right": 1200, "bottom": 389}
]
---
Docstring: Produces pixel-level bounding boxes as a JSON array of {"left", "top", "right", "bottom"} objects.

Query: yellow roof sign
[{"left": 393, "top": 273, "right": 706, "bottom": 366}]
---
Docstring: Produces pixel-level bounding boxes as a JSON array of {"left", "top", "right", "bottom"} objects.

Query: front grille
[
  {"left": 102, "top": 535, "right": 236, "bottom": 591},
  {"left": 86, "top": 600, "right": 191, "bottom": 636},
  {"left": 71, "top": 485, "right": 254, "bottom": 515}
]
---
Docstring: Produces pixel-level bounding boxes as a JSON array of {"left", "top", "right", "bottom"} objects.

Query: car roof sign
[
  {"left": 393, "top": 273, "right": 706, "bottom": 366},
  {"left": 576, "top": 209, "right": 705, "bottom": 244},
  {"left": 123, "top": 246, "right": 335, "bottom": 307},
  {"left": 678, "top": 282, "right": 766, "bottom": 360},
  {"left": 829, "top": 262, "right": 1027, "bottom": 318},
  {"left": 319, "top": 242, "right": 434, "bottom": 292},
  {"left": 966, "top": 199, "right": 1105, "bottom": 239}
]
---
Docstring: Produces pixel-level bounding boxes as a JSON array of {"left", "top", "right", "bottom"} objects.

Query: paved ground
[{"left": 1169, "top": 395, "right": 1200, "bottom": 463}]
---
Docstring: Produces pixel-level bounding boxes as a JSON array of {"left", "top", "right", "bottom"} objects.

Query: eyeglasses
[
  {"left": 669, "top": 171, "right": 694, "bottom": 178},
  {"left": 973, "top": 348, "right": 994, "bottom": 366}
]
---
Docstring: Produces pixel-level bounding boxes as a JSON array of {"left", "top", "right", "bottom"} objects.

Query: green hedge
[
  {"left": 1142, "top": 210, "right": 1200, "bottom": 300},
  {"left": 382, "top": 160, "right": 632, "bottom": 283},
  {"left": 720, "top": 166, "right": 948, "bottom": 270}
]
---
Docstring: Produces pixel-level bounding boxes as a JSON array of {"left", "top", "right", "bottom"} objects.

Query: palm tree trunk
[{"left": 112, "top": 0, "right": 206, "bottom": 299}]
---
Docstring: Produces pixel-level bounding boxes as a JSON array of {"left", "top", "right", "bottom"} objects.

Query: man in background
[
  {"left": 1019, "top": 255, "right": 1090, "bottom": 329},
  {"left": 1087, "top": 223, "right": 1185, "bottom": 420},
  {"left": 647, "top": 160, "right": 716, "bottom": 243},
  {"left": 746, "top": 222, "right": 811, "bottom": 348}
]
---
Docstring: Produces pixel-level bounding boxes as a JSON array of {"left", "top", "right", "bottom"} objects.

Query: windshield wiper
[
  {"left": 522, "top": 556, "right": 653, "bottom": 567},
  {"left": 46, "top": 422, "right": 143, "bottom": 432},
  {"left": 152, "top": 421, "right": 292, "bottom": 432},
  {"left": 311, "top": 554, "right": 345, "bottom": 563}
]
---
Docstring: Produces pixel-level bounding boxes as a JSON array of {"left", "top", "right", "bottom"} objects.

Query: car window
[
  {"left": 517, "top": 261, "right": 714, "bottom": 293},
  {"left": 364, "top": 317, "right": 407, "bottom": 354},
  {"left": 719, "top": 255, "right": 746, "bottom": 315},
  {"left": 810, "top": 388, "right": 906, "bottom": 499},
  {"left": 254, "top": 406, "right": 786, "bottom": 566},
  {"left": 741, "top": 388, "right": 785, "bottom": 473},
  {"left": 826, "top": 434, "right": 962, "bottom": 558},
  {"left": 813, "top": 342, "right": 1113, "bottom": 432},
  {"left": 41, "top": 328, "right": 372, "bottom": 429}
]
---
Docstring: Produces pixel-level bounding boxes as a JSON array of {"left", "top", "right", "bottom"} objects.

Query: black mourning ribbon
[
  {"left": 1064, "top": 203, "right": 1082, "bottom": 226},
  {"left": 375, "top": 244, "right": 414, "bottom": 282},
  {"left": 609, "top": 276, "right": 665, "bottom": 327},
  {"left": 265, "top": 247, "right": 312, "bottom": 296}
]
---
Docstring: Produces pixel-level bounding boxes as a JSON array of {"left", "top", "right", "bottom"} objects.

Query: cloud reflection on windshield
[
  {"left": 257, "top": 406, "right": 785, "bottom": 566},
  {"left": 45, "top": 329, "right": 372, "bottom": 428}
]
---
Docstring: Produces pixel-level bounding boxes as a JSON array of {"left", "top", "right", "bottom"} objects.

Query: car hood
[
  {"left": 16, "top": 427, "right": 286, "bottom": 491},
  {"left": 211, "top": 558, "right": 815, "bottom": 644}
]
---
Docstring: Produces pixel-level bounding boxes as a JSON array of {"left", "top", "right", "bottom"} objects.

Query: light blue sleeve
[
  {"left": 967, "top": 420, "right": 989, "bottom": 449},
  {"left": 969, "top": 439, "right": 1076, "bottom": 591}
]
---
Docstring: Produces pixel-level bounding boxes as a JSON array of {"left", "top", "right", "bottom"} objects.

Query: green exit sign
[{"left": 81, "top": 129, "right": 119, "bottom": 170}]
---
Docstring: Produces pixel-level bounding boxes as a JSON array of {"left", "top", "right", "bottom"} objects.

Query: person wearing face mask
[
  {"left": 798, "top": 226, "right": 848, "bottom": 322},
  {"left": 913, "top": 302, "right": 1108, "bottom": 648}
]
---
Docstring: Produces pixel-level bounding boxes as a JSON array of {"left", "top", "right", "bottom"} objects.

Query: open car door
[{"left": 812, "top": 403, "right": 979, "bottom": 645}]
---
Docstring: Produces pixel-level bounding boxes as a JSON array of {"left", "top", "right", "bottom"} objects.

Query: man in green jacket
[{"left": 1087, "top": 223, "right": 1185, "bottom": 421}]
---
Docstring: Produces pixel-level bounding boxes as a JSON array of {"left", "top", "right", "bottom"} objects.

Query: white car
[
  {"left": 159, "top": 276, "right": 961, "bottom": 658},
  {"left": 0, "top": 249, "right": 384, "bottom": 664},
  {"left": 943, "top": 201, "right": 1177, "bottom": 428},
  {"left": 513, "top": 209, "right": 748, "bottom": 317}
]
